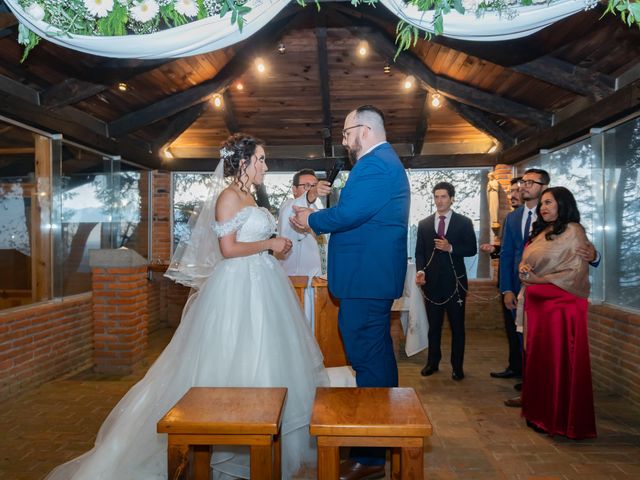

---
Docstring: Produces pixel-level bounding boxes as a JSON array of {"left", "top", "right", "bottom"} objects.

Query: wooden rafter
[
  {"left": 512, "top": 56, "right": 615, "bottom": 100},
  {"left": 352, "top": 27, "right": 553, "bottom": 128},
  {"left": 152, "top": 102, "right": 210, "bottom": 155},
  {"left": 221, "top": 89, "right": 239, "bottom": 134},
  {"left": 413, "top": 93, "right": 429, "bottom": 156},
  {"left": 446, "top": 99, "right": 516, "bottom": 149},
  {"left": 315, "top": 16, "right": 333, "bottom": 157}
]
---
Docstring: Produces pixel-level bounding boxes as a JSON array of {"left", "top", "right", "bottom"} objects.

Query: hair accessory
[{"left": 220, "top": 147, "right": 234, "bottom": 160}]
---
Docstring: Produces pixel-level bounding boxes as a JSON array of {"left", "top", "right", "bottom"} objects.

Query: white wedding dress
[{"left": 46, "top": 205, "right": 336, "bottom": 480}]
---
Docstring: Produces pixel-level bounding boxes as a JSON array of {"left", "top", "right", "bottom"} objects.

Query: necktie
[
  {"left": 437, "top": 215, "right": 446, "bottom": 238},
  {"left": 523, "top": 211, "right": 532, "bottom": 241}
]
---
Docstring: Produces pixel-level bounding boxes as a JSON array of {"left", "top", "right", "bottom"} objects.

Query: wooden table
[
  {"left": 309, "top": 387, "right": 432, "bottom": 480},
  {"left": 157, "top": 387, "right": 287, "bottom": 480}
]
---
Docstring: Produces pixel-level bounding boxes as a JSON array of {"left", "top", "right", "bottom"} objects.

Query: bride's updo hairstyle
[{"left": 220, "top": 133, "right": 265, "bottom": 193}]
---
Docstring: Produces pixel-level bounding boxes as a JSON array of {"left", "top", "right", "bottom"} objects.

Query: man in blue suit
[{"left": 292, "top": 105, "right": 410, "bottom": 480}]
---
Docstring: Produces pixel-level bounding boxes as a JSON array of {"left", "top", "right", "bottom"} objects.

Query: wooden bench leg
[
  {"left": 273, "top": 434, "right": 281, "bottom": 479},
  {"left": 391, "top": 447, "right": 401, "bottom": 480},
  {"left": 400, "top": 447, "right": 423, "bottom": 480},
  {"left": 317, "top": 444, "right": 339, "bottom": 480},
  {"left": 168, "top": 443, "right": 189, "bottom": 480},
  {"left": 251, "top": 443, "right": 273, "bottom": 480},
  {"left": 191, "top": 445, "right": 211, "bottom": 480}
]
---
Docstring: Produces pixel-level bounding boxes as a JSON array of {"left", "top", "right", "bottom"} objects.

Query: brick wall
[
  {"left": 152, "top": 171, "right": 172, "bottom": 264},
  {"left": 0, "top": 293, "right": 93, "bottom": 401},
  {"left": 588, "top": 304, "right": 640, "bottom": 406}
]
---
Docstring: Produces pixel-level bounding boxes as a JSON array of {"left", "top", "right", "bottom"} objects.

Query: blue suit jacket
[
  {"left": 309, "top": 143, "right": 410, "bottom": 300},
  {"left": 499, "top": 206, "right": 525, "bottom": 295}
]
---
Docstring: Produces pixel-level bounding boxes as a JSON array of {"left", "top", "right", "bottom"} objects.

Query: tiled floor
[{"left": 1, "top": 324, "right": 639, "bottom": 479}]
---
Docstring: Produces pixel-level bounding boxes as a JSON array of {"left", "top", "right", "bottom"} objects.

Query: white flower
[
  {"left": 462, "top": 0, "right": 476, "bottom": 12},
  {"left": 25, "top": 3, "right": 45, "bottom": 21},
  {"left": 175, "top": 0, "right": 198, "bottom": 17},
  {"left": 84, "top": 0, "right": 114, "bottom": 17},
  {"left": 130, "top": 0, "right": 160, "bottom": 22}
]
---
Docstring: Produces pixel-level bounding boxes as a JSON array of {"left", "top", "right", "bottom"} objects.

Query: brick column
[{"left": 89, "top": 249, "right": 149, "bottom": 375}]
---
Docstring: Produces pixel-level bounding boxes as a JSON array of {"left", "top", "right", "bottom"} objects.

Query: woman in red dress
[{"left": 517, "top": 186, "right": 596, "bottom": 440}]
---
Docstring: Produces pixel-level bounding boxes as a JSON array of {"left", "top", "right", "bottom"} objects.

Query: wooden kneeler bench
[
  {"left": 157, "top": 387, "right": 287, "bottom": 480},
  {"left": 310, "top": 387, "right": 432, "bottom": 480}
]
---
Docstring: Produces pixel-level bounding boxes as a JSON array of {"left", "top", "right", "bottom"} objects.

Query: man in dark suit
[
  {"left": 292, "top": 105, "right": 410, "bottom": 480},
  {"left": 415, "top": 182, "right": 477, "bottom": 381}
]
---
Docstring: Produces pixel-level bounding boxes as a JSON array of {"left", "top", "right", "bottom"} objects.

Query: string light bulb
[
  {"left": 430, "top": 93, "right": 442, "bottom": 108},
  {"left": 383, "top": 63, "right": 391, "bottom": 74},
  {"left": 117, "top": 82, "right": 128, "bottom": 92},
  {"left": 212, "top": 94, "right": 223, "bottom": 108},
  {"left": 236, "top": 82, "right": 244, "bottom": 91},
  {"left": 403, "top": 75, "right": 415, "bottom": 90},
  {"left": 277, "top": 43, "right": 286, "bottom": 54},
  {"left": 255, "top": 58, "right": 266, "bottom": 73}
]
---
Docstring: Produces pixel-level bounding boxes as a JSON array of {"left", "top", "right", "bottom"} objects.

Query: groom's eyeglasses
[
  {"left": 295, "top": 182, "right": 317, "bottom": 190},
  {"left": 342, "top": 124, "right": 370, "bottom": 139}
]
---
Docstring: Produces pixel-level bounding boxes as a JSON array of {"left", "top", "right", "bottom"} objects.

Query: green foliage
[{"left": 603, "top": 0, "right": 640, "bottom": 29}]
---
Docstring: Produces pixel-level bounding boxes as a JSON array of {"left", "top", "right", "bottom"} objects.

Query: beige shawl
[{"left": 516, "top": 222, "right": 590, "bottom": 330}]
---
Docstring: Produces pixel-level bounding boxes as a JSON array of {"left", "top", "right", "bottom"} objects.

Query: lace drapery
[{"left": 5, "top": 0, "right": 589, "bottom": 58}]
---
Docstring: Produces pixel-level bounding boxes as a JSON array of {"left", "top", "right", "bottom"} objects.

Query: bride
[{"left": 45, "top": 133, "right": 344, "bottom": 480}]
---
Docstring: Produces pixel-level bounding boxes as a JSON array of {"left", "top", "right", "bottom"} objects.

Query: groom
[{"left": 292, "top": 105, "right": 410, "bottom": 479}]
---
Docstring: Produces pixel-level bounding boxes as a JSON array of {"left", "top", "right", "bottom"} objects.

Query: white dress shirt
[{"left": 277, "top": 195, "right": 323, "bottom": 276}]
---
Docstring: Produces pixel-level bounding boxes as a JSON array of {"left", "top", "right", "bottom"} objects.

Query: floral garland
[{"left": 14, "top": 0, "right": 640, "bottom": 60}]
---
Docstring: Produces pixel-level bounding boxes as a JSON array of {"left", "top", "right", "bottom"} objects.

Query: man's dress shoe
[
  {"left": 452, "top": 370, "right": 464, "bottom": 381},
  {"left": 490, "top": 368, "right": 518, "bottom": 379},
  {"left": 339, "top": 460, "right": 385, "bottom": 480},
  {"left": 513, "top": 382, "right": 522, "bottom": 391},
  {"left": 504, "top": 395, "right": 522, "bottom": 407},
  {"left": 420, "top": 365, "right": 439, "bottom": 377}
]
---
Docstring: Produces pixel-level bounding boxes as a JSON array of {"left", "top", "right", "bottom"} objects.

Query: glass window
[{"left": 0, "top": 121, "right": 38, "bottom": 309}]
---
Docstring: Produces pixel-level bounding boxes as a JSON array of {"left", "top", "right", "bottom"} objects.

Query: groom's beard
[{"left": 345, "top": 138, "right": 362, "bottom": 164}]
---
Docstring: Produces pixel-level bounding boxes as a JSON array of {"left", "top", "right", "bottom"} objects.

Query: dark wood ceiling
[{"left": 0, "top": 1, "right": 639, "bottom": 172}]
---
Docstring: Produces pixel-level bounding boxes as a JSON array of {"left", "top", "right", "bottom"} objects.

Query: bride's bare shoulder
[{"left": 216, "top": 187, "right": 243, "bottom": 222}]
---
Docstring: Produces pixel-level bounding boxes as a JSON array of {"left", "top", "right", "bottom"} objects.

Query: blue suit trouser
[{"left": 338, "top": 297, "right": 397, "bottom": 466}]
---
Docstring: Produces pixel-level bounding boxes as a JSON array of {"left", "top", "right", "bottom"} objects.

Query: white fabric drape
[
  {"left": 5, "top": 0, "right": 585, "bottom": 59},
  {"left": 5, "top": 0, "right": 290, "bottom": 58},
  {"left": 5, "top": 0, "right": 586, "bottom": 57},
  {"left": 380, "top": 0, "right": 587, "bottom": 41}
]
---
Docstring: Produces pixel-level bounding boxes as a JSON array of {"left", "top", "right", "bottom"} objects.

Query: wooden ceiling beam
[
  {"left": 413, "top": 93, "right": 429, "bottom": 156},
  {"left": 166, "top": 153, "right": 496, "bottom": 171},
  {"left": 0, "top": 88, "right": 160, "bottom": 168},
  {"left": 512, "top": 56, "right": 615, "bottom": 100},
  {"left": 152, "top": 102, "right": 210, "bottom": 155},
  {"left": 107, "top": 12, "right": 302, "bottom": 138},
  {"left": 500, "top": 79, "right": 640, "bottom": 164},
  {"left": 353, "top": 27, "right": 553, "bottom": 128},
  {"left": 221, "top": 89, "right": 239, "bottom": 134},
  {"left": 446, "top": 98, "right": 516, "bottom": 149},
  {"left": 316, "top": 17, "right": 333, "bottom": 157},
  {"left": 41, "top": 78, "right": 113, "bottom": 109}
]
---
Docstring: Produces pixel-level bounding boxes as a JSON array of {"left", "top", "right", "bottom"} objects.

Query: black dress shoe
[
  {"left": 490, "top": 368, "right": 517, "bottom": 379},
  {"left": 514, "top": 382, "right": 522, "bottom": 391},
  {"left": 339, "top": 459, "right": 385, "bottom": 480},
  {"left": 452, "top": 370, "right": 464, "bottom": 381},
  {"left": 420, "top": 364, "right": 439, "bottom": 376}
]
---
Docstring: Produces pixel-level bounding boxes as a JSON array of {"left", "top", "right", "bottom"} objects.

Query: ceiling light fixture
[
  {"left": 383, "top": 63, "right": 391, "bottom": 74},
  {"left": 277, "top": 43, "right": 286, "bottom": 54},
  {"left": 255, "top": 58, "right": 266, "bottom": 73},
  {"left": 403, "top": 75, "right": 415, "bottom": 90},
  {"left": 236, "top": 82, "right": 244, "bottom": 91},
  {"left": 163, "top": 149, "right": 173, "bottom": 159},
  {"left": 357, "top": 41, "right": 368, "bottom": 57},
  {"left": 212, "top": 93, "right": 223, "bottom": 108},
  {"left": 117, "top": 82, "right": 127, "bottom": 92},
  {"left": 430, "top": 92, "right": 442, "bottom": 108}
]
